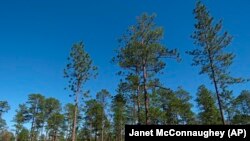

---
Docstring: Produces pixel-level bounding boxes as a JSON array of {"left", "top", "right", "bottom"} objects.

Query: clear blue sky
[{"left": 0, "top": 0, "right": 249, "bottom": 130}]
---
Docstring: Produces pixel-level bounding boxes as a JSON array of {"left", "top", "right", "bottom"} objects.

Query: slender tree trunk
[
  {"left": 101, "top": 121, "right": 103, "bottom": 141},
  {"left": 212, "top": 75, "right": 225, "bottom": 125},
  {"left": 101, "top": 102, "right": 105, "bottom": 141},
  {"left": 208, "top": 50, "right": 225, "bottom": 125},
  {"left": 95, "top": 129, "right": 97, "bottom": 141},
  {"left": 40, "top": 123, "right": 45, "bottom": 140},
  {"left": 143, "top": 65, "right": 150, "bottom": 125},
  {"left": 136, "top": 76, "right": 141, "bottom": 125},
  {"left": 54, "top": 131, "right": 57, "bottom": 141},
  {"left": 30, "top": 114, "right": 35, "bottom": 141},
  {"left": 45, "top": 130, "right": 48, "bottom": 141},
  {"left": 72, "top": 91, "right": 79, "bottom": 141},
  {"left": 66, "top": 119, "right": 71, "bottom": 140},
  {"left": 132, "top": 97, "right": 136, "bottom": 124},
  {"left": 120, "top": 123, "right": 123, "bottom": 141}
]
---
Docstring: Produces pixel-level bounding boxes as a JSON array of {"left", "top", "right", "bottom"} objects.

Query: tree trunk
[
  {"left": 101, "top": 124, "right": 103, "bottom": 141},
  {"left": 136, "top": 82, "right": 141, "bottom": 125},
  {"left": 30, "top": 114, "right": 35, "bottom": 141},
  {"left": 120, "top": 124, "right": 122, "bottom": 141},
  {"left": 132, "top": 97, "right": 136, "bottom": 124},
  {"left": 72, "top": 91, "right": 79, "bottom": 141},
  {"left": 95, "top": 129, "right": 97, "bottom": 141},
  {"left": 212, "top": 74, "right": 225, "bottom": 125},
  {"left": 208, "top": 50, "right": 225, "bottom": 125},
  {"left": 54, "top": 131, "right": 57, "bottom": 141},
  {"left": 143, "top": 65, "right": 150, "bottom": 125},
  {"left": 45, "top": 130, "right": 48, "bottom": 141}
]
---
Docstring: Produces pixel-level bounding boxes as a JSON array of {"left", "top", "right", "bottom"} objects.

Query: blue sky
[{"left": 0, "top": 0, "right": 249, "bottom": 129}]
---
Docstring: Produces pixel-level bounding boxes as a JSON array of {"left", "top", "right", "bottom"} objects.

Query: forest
[{"left": 0, "top": 1, "right": 249, "bottom": 141}]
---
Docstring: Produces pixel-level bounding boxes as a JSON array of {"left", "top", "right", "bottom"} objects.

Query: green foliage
[
  {"left": 112, "top": 94, "right": 126, "bottom": 141},
  {"left": 64, "top": 42, "right": 97, "bottom": 141},
  {"left": 44, "top": 98, "right": 64, "bottom": 140},
  {"left": 13, "top": 95, "right": 67, "bottom": 141},
  {"left": 84, "top": 99, "right": 103, "bottom": 140},
  {"left": 232, "top": 90, "right": 250, "bottom": 124},
  {"left": 96, "top": 89, "right": 111, "bottom": 108},
  {"left": 47, "top": 113, "right": 65, "bottom": 140},
  {"left": 188, "top": 0, "right": 245, "bottom": 124},
  {"left": 0, "top": 130, "right": 15, "bottom": 141},
  {"left": 82, "top": 93, "right": 112, "bottom": 141},
  {"left": 13, "top": 104, "right": 29, "bottom": 137},
  {"left": 220, "top": 90, "right": 236, "bottom": 123},
  {"left": 196, "top": 85, "right": 221, "bottom": 124},
  {"left": 64, "top": 103, "right": 76, "bottom": 140},
  {"left": 0, "top": 101, "right": 10, "bottom": 131},
  {"left": 1, "top": 9, "right": 250, "bottom": 141},
  {"left": 114, "top": 13, "right": 180, "bottom": 124},
  {"left": 0, "top": 101, "right": 10, "bottom": 115},
  {"left": 26, "top": 94, "right": 45, "bottom": 140},
  {"left": 64, "top": 41, "right": 97, "bottom": 94},
  {"left": 64, "top": 41, "right": 97, "bottom": 141},
  {"left": 149, "top": 87, "right": 195, "bottom": 125},
  {"left": 175, "top": 87, "right": 195, "bottom": 124},
  {"left": 96, "top": 89, "right": 111, "bottom": 141},
  {"left": 16, "top": 128, "right": 29, "bottom": 141},
  {"left": 149, "top": 90, "right": 164, "bottom": 124}
]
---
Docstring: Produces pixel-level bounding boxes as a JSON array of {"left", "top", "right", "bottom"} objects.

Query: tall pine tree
[
  {"left": 114, "top": 13, "right": 179, "bottom": 124},
  {"left": 64, "top": 42, "right": 97, "bottom": 141},
  {"left": 188, "top": 0, "right": 244, "bottom": 124}
]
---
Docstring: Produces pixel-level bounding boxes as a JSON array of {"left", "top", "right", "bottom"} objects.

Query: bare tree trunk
[
  {"left": 208, "top": 50, "right": 225, "bottom": 125},
  {"left": 95, "top": 129, "right": 97, "bottom": 141},
  {"left": 54, "top": 131, "right": 57, "bottom": 141},
  {"left": 143, "top": 65, "right": 150, "bottom": 125},
  {"left": 45, "top": 130, "right": 48, "bottom": 141},
  {"left": 120, "top": 124, "right": 123, "bottom": 141},
  {"left": 136, "top": 70, "right": 141, "bottom": 124},
  {"left": 211, "top": 70, "right": 225, "bottom": 125},
  {"left": 101, "top": 125, "right": 103, "bottom": 141},
  {"left": 30, "top": 118, "right": 34, "bottom": 141},
  {"left": 72, "top": 91, "right": 79, "bottom": 141}
]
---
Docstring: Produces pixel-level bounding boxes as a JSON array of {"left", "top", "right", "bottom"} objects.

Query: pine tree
[
  {"left": 188, "top": 0, "right": 244, "bottom": 124},
  {"left": 64, "top": 103, "right": 76, "bottom": 140},
  {"left": 232, "top": 90, "right": 250, "bottom": 124},
  {"left": 196, "top": 85, "right": 221, "bottom": 124},
  {"left": 16, "top": 128, "right": 29, "bottom": 141},
  {"left": 114, "top": 13, "right": 179, "bottom": 124},
  {"left": 13, "top": 104, "right": 28, "bottom": 140},
  {"left": 64, "top": 42, "right": 97, "bottom": 141},
  {"left": 112, "top": 93, "right": 126, "bottom": 141},
  {"left": 96, "top": 89, "right": 111, "bottom": 141},
  {"left": 47, "top": 113, "right": 64, "bottom": 141},
  {"left": 25, "top": 94, "right": 45, "bottom": 141},
  {"left": 44, "top": 98, "right": 62, "bottom": 140},
  {"left": 0, "top": 101, "right": 10, "bottom": 131},
  {"left": 175, "top": 87, "right": 195, "bottom": 124},
  {"left": 85, "top": 99, "right": 103, "bottom": 141},
  {"left": 152, "top": 87, "right": 195, "bottom": 125}
]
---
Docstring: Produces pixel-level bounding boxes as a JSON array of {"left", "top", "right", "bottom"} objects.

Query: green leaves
[
  {"left": 0, "top": 101, "right": 10, "bottom": 131},
  {"left": 232, "top": 90, "right": 250, "bottom": 124},
  {"left": 189, "top": 1, "right": 244, "bottom": 85},
  {"left": 0, "top": 101, "right": 9, "bottom": 118},
  {"left": 64, "top": 41, "right": 97, "bottom": 94},
  {"left": 13, "top": 94, "right": 65, "bottom": 141},
  {"left": 112, "top": 93, "right": 126, "bottom": 140},
  {"left": 188, "top": 0, "right": 246, "bottom": 124},
  {"left": 196, "top": 85, "right": 221, "bottom": 124},
  {"left": 114, "top": 13, "right": 180, "bottom": 124},
  {"left": 64, "top": 41, "right": 98, "bottom": 141}
]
